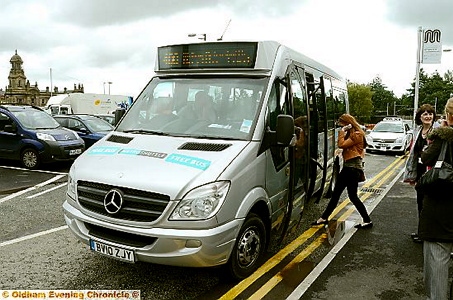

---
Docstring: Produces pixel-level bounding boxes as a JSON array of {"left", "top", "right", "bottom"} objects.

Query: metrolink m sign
[{"left": 422, "top": 28, "right": 442, "bottom": 64}]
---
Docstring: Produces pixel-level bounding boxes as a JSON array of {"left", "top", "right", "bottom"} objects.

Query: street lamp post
[{"left": 103, "top": 81, "right": 112, "bottom": 94}]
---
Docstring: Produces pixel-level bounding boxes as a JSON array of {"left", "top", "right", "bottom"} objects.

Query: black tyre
[
  {"left": 21, "top": 148, "right": 40, "bottom": 169},
  {"left": 227, "top": 213, "right": 267, "bottom": 280}
]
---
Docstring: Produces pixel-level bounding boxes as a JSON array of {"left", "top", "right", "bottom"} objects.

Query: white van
[{"left": 63, "top": 41, "right": 349, "bottom": 279}]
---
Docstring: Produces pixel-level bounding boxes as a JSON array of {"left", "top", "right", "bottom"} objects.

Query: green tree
[
  {"left": 403, "top": 68, "right": 453, "bottom": 116},
  {"left": 369, "top": 76, "right": 398, "bottom": 117},
  {"left": 347, "top": 82, "right": 373, "bottom": 123}
]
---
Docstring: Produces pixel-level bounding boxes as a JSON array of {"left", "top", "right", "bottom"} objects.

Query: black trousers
[{"left": 321, "top": 166, "right": 371, "bottom": 222}]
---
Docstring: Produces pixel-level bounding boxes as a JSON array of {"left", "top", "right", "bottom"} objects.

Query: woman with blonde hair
[{"left": 311, "top": 113, "right": 372, "bottom": 228}]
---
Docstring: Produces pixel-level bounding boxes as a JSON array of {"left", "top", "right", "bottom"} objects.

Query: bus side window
[{"left": 267, "top": 81, "right": 288, "bottom": 168}]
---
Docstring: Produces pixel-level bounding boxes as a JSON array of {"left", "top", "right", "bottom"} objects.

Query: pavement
[{"left": 289, "top": 170, "right": 427, "bottom": 300}]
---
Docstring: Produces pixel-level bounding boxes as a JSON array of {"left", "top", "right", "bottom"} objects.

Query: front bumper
[
  {"left": 367, "top": 142, "right": 405, "bottom": 152},
  {"left": 63, "top": 199, "right": 241, "bottom": 268}
]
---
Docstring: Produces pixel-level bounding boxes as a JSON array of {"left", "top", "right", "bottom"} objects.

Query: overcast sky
[{"left": 1, "top": 0, "right": 452, "bottom": 98}]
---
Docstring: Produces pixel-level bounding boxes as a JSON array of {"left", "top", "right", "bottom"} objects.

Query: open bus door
[
  {"left": 306, "top": 75, "right": 329, "bottom": 203},
  {"left": 279, "top": 63, "right": 310, "bottom": 240}
]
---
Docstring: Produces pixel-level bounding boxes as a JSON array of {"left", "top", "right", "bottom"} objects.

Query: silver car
[{"left": 366, "top": 117, "right": 412, "bottom": 155}]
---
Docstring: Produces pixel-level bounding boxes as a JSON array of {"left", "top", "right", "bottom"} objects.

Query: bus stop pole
[{"left": 413, "top": 26, "right": 423, "bottom": 126}]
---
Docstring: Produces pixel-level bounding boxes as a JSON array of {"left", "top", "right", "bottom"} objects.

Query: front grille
[
  {"left": 86, "top": 223, "right": 156, "bottom": 247},
  {"left": 373, "top": 139, "right": 395, "bottom": 143},
  {"left": 77, "top": 181, "right": 170, "bottom": 222}
]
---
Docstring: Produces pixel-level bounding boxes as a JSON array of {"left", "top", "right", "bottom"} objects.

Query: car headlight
[
  {"left": 67, "top": 165, "right": 76, "bottom": 200},
  {"left": 36, "top": 132, "right": 56, "bottom": 141},
  {"left": 170, "top": 181, "right": 230, "bottom": 220},
  {"left": 366, "top": 136, "right": 373, "bottom": 143},
  {"left": 395, "top": 136, "right": 403, "bottom": 143}
]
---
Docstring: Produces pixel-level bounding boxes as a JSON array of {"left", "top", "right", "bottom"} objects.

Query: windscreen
[
  {"left": 116, "top": 77, "right": 268, "bottom": 140},
  {"left": 11, "top": 108, "right": 60, "bottom": 129},
  {"left": 373, "top": 122, "right": 404, "bottom": 133}
]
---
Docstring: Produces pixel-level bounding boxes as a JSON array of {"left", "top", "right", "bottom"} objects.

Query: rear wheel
[
  {"left": 227, "top": 213, "right": 267, "bottom": 280},
  {"left": 21, "top": 148, "right": 40, "bottom": 169}
]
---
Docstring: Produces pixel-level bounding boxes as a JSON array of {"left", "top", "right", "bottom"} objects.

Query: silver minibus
[{"left": 63, "top": 40, "right": 349, "bottom": 279}]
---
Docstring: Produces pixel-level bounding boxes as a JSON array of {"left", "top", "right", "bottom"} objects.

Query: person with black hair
[{"left": 403, "top": 103, "right": 439, "bottom": 243}]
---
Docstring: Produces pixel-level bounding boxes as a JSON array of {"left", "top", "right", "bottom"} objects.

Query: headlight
[
  {"left": 67, "top": 165, "right": 76, "bottom": 200},
  {"left": 36, "top": 132, "right": 56, "bottom": 141},
  {"left": 395, "top": 136, "right": 403, "bottom": 143},
  {"left": 170, "top": 181, "right": 230, "bottom": 220},
  {"left": 366, "top": 136, "right": 373, "bottom": 143}
]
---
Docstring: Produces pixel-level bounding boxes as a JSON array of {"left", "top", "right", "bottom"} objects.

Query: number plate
[
  {"left": 69, "top": 149, "right": 82, "bottom": 155},
  {"left": 90, "top": 239, "right": 135, "bottom": 262}
]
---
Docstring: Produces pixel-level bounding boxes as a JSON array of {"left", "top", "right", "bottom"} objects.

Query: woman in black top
[{"left": 403, "top": 104, "right": 437, "bottom": 243}]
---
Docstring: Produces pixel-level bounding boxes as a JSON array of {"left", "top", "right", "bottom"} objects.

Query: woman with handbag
[
  {"left": 418, "top": 97, "right": 453, "bottom": 300},
  {"left": 403, "top": 104, "right": 438, "bottom": 243},
  {"left": 311, "top": 114, "right": 372, "bottom": 229}
]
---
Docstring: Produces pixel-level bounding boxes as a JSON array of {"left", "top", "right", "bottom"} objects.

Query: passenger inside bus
[
  {"left": 178, "top": 91, "right": 217, "bottom": 123},
  {"left": 147, "top": 96, "right": 178, "bottom": 128}
]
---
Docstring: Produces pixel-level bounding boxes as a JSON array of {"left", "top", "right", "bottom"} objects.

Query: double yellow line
[{"left": 220, "top": 155, "right": 407, "bottom": 300}]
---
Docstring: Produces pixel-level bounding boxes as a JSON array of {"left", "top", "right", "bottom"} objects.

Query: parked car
[
  {"left": 94, "top": 113, "right": 116, "bottom": 125},
  {"left": 53, "top": 114, "right": 114, "bottom": 148},
  {"left": 365, "top": 117, "right": 413, "bottom": 155},
  {"left": 0, "top": 105, "right": 85, "bottom": 169}
]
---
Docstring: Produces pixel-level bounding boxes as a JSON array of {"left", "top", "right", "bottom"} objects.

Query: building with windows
[{"left": 0, "top": 50, "right": 83, "bottom": 106}]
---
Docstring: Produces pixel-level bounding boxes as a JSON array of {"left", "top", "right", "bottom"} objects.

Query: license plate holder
[{"left": 90, "top": 239, "right": 135, "bottom": 263}]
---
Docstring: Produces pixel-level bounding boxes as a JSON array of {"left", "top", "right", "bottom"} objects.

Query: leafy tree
[
  {"left": 369, "top": 76, "right": 398, "bottom": 117},
  {"left": 403, "top": 68, "right": 453, "bottom": 116},
  {"left": 347, "top": 82, "right": 373, "bottom": 123}
]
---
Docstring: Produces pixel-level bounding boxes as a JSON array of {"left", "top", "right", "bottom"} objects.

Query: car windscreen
[
  {"left": 81, "top": 117, "right": 114, "bottom": 132},
  {"left": 116, "top": 77, "right": 268, "bottom": 140},
  {"left": 373, "top": 122, "right": 404, "bottom": 133},
  {"left": 11, "top": 109, "right": 60, "bottom": 129}
]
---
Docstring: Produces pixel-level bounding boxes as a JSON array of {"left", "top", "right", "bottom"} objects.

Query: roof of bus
[{"left": 154, "top": 40, "right": 345, "bottom": 81}]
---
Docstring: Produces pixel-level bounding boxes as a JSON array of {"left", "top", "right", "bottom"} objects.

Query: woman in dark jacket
[{"left": 419, "top": 97, "right": 453, "bottom": 300}]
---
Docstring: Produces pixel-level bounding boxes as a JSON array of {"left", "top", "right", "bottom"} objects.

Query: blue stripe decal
[
  {"left": 88, "top": 147, "right": 121, "bottom": 155},
  {"left": 165, "top": 154, "right": 211, "bottom": 170}
]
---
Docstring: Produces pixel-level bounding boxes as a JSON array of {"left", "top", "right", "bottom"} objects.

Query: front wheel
[
  {"left": 21, "top": 148, "right": 40, "bottom": 169},
  {"left": 227, "top": 213, "right": 267, "bottom": 280}
]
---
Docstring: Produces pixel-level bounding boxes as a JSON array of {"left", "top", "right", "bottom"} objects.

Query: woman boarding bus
[{"left": 63, "top": 40, "right": 348, "bottom": 280}]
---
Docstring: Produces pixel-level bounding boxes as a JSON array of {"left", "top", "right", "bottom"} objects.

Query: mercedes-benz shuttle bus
[{"left": 63, "top": 41, "right": 349, "bottom": 280}]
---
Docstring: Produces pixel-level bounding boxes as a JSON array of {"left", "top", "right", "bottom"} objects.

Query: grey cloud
[
  {"left": 49, "top": 0, "right": 305, "bottom": 27},
  {"left": 385, "top": 0, "right": 453, "bottom": 45}
]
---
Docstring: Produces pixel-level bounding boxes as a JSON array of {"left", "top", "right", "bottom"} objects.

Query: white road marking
[
  {"left": 27, "top": 182, "right": 67, "bottom": 199},
  {"left": 0, "top": 225, "right": 68, "bottom": 247},
  {"left": 0, "top": 174, "right": 66, "bottom": 203},
  {"left": 0, "top": 165, "right": 67, "bottom": 175}
]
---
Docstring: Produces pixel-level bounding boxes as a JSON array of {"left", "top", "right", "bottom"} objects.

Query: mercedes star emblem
[{"left": 103, "top": 189, "right": 124, "bottom": 214}]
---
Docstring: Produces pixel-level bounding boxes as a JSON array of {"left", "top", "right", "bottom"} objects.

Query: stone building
[{"left": 0, "top": 50, "right": 83, "bottom": 106}]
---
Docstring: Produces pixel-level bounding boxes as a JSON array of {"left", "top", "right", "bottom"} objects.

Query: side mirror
[
  {"left": 115, "top": 108, "right": 126, "bottom": 125},
  {"left": 276, "top": 115, "right": 295, "bottom": 146}
]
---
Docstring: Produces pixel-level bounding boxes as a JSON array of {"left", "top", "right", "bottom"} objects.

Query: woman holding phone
[{"left": 311, "top": 113, "right": 372, "bottom": 229}]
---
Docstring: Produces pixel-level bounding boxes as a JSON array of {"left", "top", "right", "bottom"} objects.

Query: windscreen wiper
[{"left": 122, "top": 129, "right": 170, "bottom": 136}]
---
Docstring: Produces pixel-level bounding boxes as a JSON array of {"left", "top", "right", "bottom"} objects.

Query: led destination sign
[{"left": 158, "top": 42, "right": 257, "bottom": 70}]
